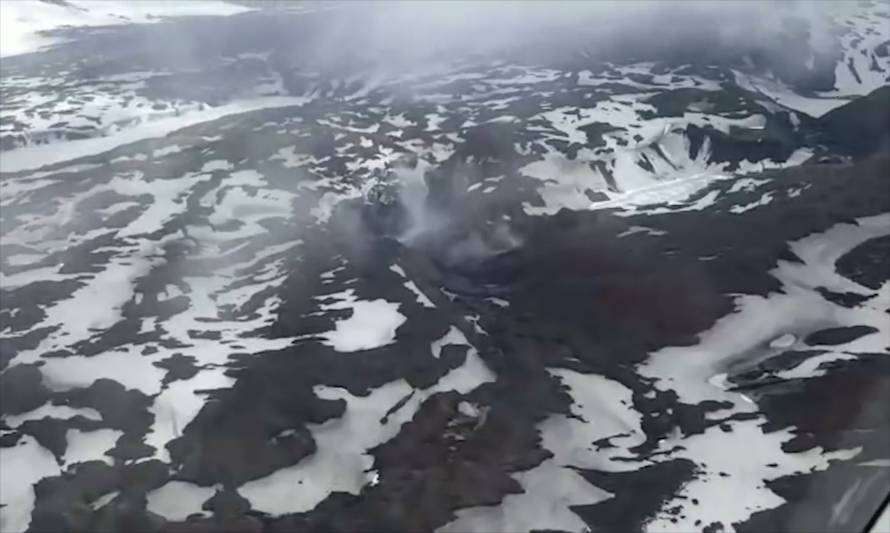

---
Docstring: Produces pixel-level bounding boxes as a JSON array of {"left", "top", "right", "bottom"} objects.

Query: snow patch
[
  {"left": 1, "top": 97, "right": 309, "bottom": 174},
  {"left": 146, "top": 481, "right": 215, "bottom": 521},
  {"left": 240, "top": 333, "right": 495, "bottom": 515},
  {"left": 0, "top": 436, "right": 60, "bottom": 533},
  {"left": 317, "top": 289, "right": 406, "bottom": 352}
]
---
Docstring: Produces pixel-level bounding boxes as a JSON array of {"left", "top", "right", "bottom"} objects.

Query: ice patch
[
  {"left": 90, "top": 491, "right": 119, "bottom": 510},
  {"left": 404, "top": 280, "right": 436, "bottom": 308},
  {"left": 540, "top": 368, "right": 645, "bottom": 471},
  {"left": 769, "top": 333, "right": 797, "bottom": 349},
  {"left": 728, "top": 177, "right": 770, "bottom": 194},
  {"left": 152, "top": 145, "right": 183, "bottom": 158},
  {"left": 730, "top": 192, "right": 774, "bottom": 214},
  {"left": 200, "top": 159, "right": 233, "bottom": 173},
  {"left": 520, "top": 150, "right": 610, "bottom": 215},
  {"left": 146, "top": 481, "right": 215, "bottom": 521},
  {"left": 487, "top": 297, "right": 510, "bottom": 308},
  {"left": 1, "top": 97, "right": 309, "bottom": 174},
  {"left": 63, "top": 428, "right": 122, "bottom": 466},
  {"left": 33, "top": 348, "right": 168, "bottom": 395},
  {"left": 389, "top": 264, "right": 435, "bottom": 307},
  {"left": 145, "top": 367, "right": 234, "bottom": 462},
  {"left": 317, "top": 289, "right": 406, "bottom": 352},
  {"left": 0, "top": 436, "right": 60, "bottom": 533},
  {"left": 270, "top": 146, "right": 319, "bottom": 168},
  {"left": 645, "top": 422, "right": 861, "bottom": 532}
]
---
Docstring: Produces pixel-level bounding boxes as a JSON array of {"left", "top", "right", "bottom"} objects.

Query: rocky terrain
[{"left": 1, "top": 1, "right": 889, "bottom": 532}]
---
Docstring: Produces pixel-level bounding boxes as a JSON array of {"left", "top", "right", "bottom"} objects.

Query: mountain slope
[
  {"left": 0, "top": 0, "right": 251, "bottom": 57},
  {"left": 0, "top": 3, "right": 888, "bottom": 533}
]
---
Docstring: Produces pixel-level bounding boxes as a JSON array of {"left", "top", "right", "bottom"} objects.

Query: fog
[
  {"left": 271, "top": 1, "right": 843, "bottom": 77},
  {"left": 0, "top": 0, "right": 872, "bottom": 272},
  {"left": 1, "top": 0, "right": 851, "bottom": 99}
]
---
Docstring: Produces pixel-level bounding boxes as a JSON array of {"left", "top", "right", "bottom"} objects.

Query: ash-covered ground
[{"left": 1, "top": 1, "right": 889, "bottom": 532}]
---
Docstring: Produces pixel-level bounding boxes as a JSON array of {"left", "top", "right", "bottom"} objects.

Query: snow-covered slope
[
  {"left": 734, "top": 0, "right": 890, "bottom": 117},
  {"left": 0, "top": 2, "right": 888, "bottom": 533},
  {"left": 0, "top": 0, "right": 251, "bottom": 57}
]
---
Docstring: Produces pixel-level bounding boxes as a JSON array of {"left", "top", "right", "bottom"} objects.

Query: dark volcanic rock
[
  {"left": 29, "top": 460, "right": 170, "bottom": 533},
  {"left": 2, "top": 8, "right": 889, "bottom": 532},
  {"left": 202, "top": 487, "right": 253, "bottom": 522},
  {"left": 57, "top": 379, "right": 155, "bottom": 461},
  {"left": 571, "top": 459, "right": 698, "bottom": 531},
  {"left": 736, "top": 355, "right": 890, "bottom": 533},
  {"left": 804, "top": 325, "right": 879, "bottom": 346},
  {"left": 835, "top": 235, "right": 890, "bottom": 290},
  {"left": 816, "top": 287, "right": 873, "bottom": 308},
  {"left": 264, "top": 391, "right": 552, "bottom": 532},
  {"left": 18, "top": 417, "right": 72, "bottom": 462},
  {"left": 166, "top": 382, "right": 330, "bottom": 486},
  {"left": 153, "top": 354, "right": 201, "bottom": 387},
  {"left": 0, "top": 363, "right": 51, "bottom": 415},
  {"left": 817, "top": 86, "right": 890, "bottom": 158}
]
